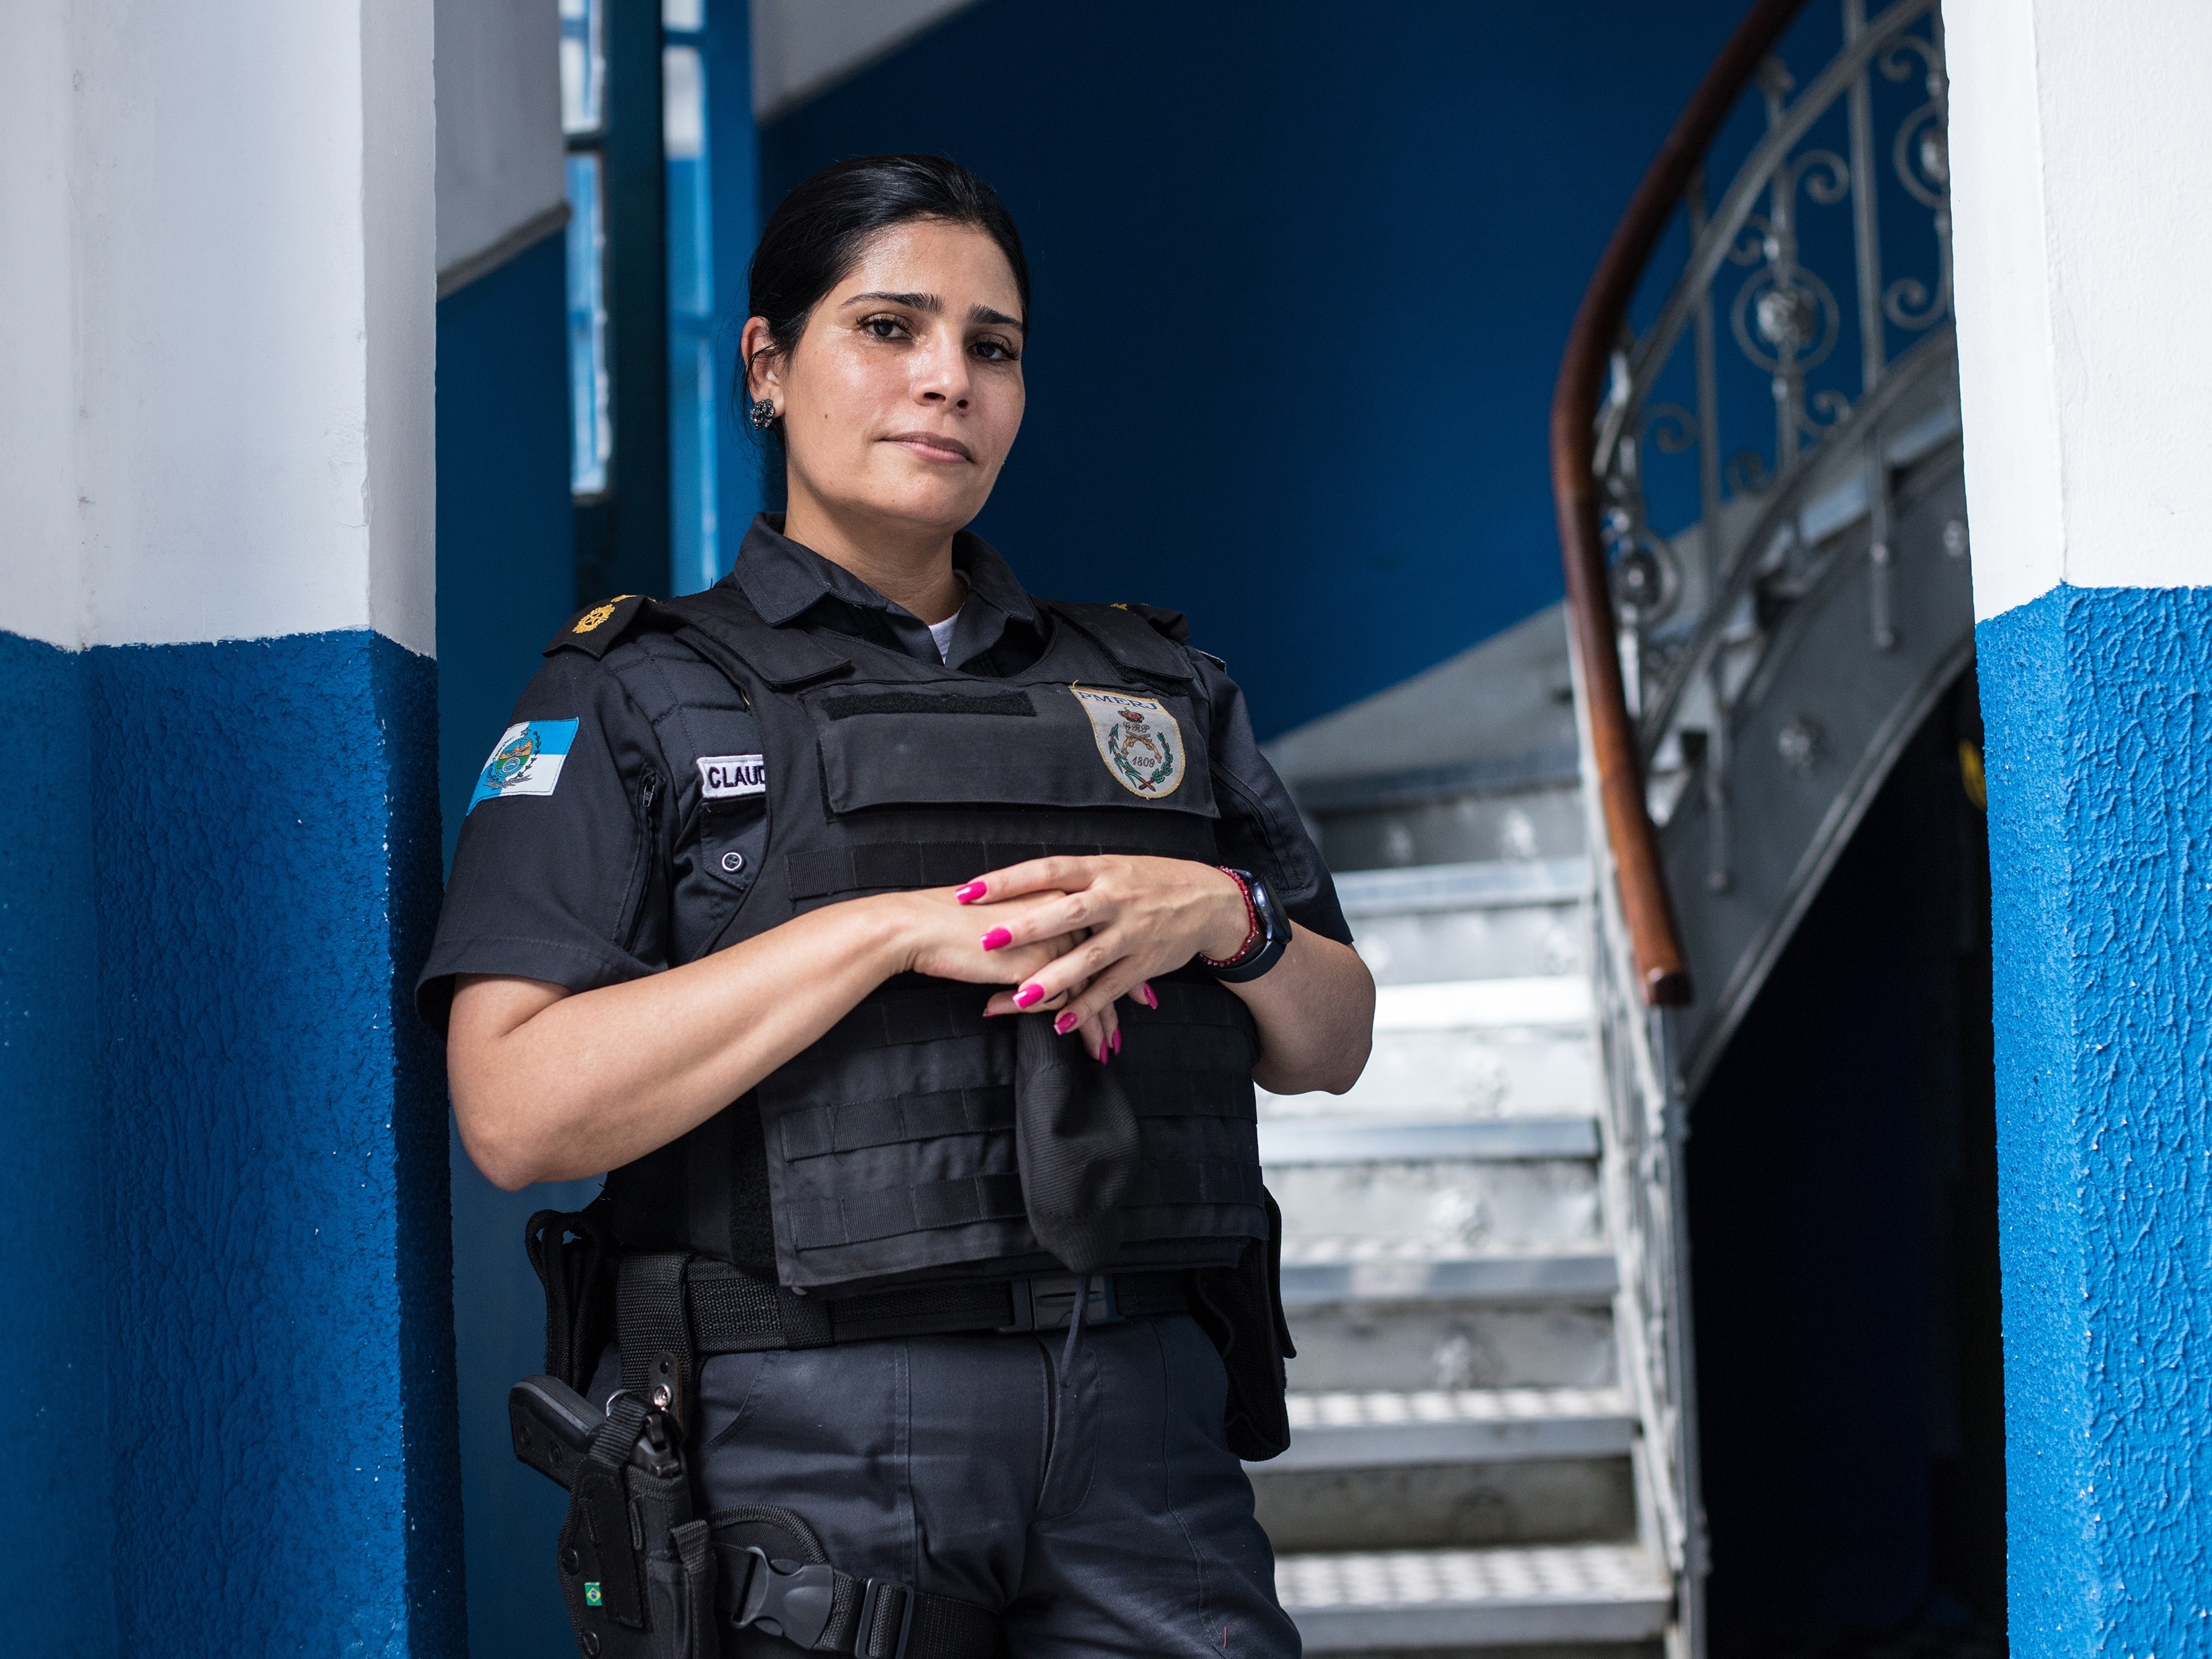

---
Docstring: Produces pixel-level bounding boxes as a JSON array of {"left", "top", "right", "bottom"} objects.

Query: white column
[
  {"left": 1948, "top": 0, "right": 2212, "bottom": 616},
  {"left": 0, "top": 0, "right": 437, "bottom": 656}
]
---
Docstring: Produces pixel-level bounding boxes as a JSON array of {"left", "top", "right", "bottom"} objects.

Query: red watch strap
[{"left": 1199, "top": 867, "right": 1264, "bottom": 970}]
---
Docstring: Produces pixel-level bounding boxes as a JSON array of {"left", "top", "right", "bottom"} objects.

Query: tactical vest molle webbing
[{"left": 593, "top": 585, "right": 1268, "bottom": 1295}]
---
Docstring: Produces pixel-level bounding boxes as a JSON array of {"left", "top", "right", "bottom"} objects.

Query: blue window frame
[
  {"left": 561, "top": 0, "right": 613, "bottom": 499},
  {"left": 663, "top": 28, "right": 719, "bottom": 589}
]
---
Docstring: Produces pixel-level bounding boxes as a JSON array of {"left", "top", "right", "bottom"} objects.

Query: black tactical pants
[{"left": 684, "top": 1312, "right": 1300, "bottom": 1658}]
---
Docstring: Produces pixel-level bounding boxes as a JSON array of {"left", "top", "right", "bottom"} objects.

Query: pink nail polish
[
  {"left": 954, "top": 881, "right": 987, "bottom": 904},
  {"left": 1140, "top": 982, "right": 1159, "bottom": 1010},
  {"left": 1096, "top": 1039, "right": 1112, "bottom": 1064},
  {"left": 1014, "top": 984, "right": 1044, "bottom": 1010},
  {"left": 1054, "top": 1010, "right": 1080, "bottom": 1036},
  {"left": 1111, "top": 1028, "right": 1123, "bottom": 1056},
  {"left": 979, "top": 926, "right": 1012, "bottom": 951}
]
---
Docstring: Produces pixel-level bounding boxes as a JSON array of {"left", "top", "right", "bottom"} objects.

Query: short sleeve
[
  {"left": 416, "top": 651, "right": 674, "bottom": 1034},
  {"left": 1193, "top": 652, "right": 1354, "bottom": 945}
]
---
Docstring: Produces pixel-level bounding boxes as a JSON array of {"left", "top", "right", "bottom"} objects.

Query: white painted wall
[
  {"left": 752, "top": 0, "right": 982, "bottom": 120},
  {"left": 0, "top": 0, "right": 438, "bottom": 656},
  {"left": 436, "top": 0, "right": 566, "bottom": 284},
  {"left": 0, "top": 1, "right": 82, "bottom": 654},
  {"left": 1948, "top": 0, "right": 2212, "bottom": 620}
]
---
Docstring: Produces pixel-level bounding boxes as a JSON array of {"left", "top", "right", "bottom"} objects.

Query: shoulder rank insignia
[
  {"left": 545, "top": 593, "right": 651, "bottom": 659},
  {"left": 1111, "top": 601, "right": 1191, "bottom": 643}
]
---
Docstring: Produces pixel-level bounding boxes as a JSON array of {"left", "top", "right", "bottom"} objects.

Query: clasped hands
[{"left": 887, "top": 855, "right": 1254, "bottom": 1061}]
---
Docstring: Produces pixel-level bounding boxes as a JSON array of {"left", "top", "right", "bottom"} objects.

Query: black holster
[
  {"left": 519, "top": 1212, "right": 1008, "bottom": 1658},
  {"left": 552, "top": 1389, "right": 715, "bottom": 1659}
]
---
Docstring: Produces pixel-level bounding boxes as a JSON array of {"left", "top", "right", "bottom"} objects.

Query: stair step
[
  {"left": 1268, "top": 1388, "right": 1634, "bottom": 1471},
  {"left": 1261, "top": 1116, "right": 1597, "bottom": 1165},
  {"left": 1336, "top": 856, "right": 1589, "bottom": 917},
  {"left": 1280, "top": 1543, "right": 1670, "bottom": 1651},
  {"left": 1262, "top": 1024, "right": 1597, "bottom": 1123},
  {"left": 1374, "top": 976, "right": 1592, "bottom": 1030},
  {"left": 1280, "top": 1244, "right": 1619, "bottom": 1307}
]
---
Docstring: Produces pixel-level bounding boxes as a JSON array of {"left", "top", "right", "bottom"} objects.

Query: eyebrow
[{"left": 845, "top": 291, "right": 1026, "bottom": 332}]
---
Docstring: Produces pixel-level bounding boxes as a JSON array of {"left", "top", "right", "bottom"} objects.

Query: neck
[{"left": 780, "top": 483, "right": 966, "bottom": 625}]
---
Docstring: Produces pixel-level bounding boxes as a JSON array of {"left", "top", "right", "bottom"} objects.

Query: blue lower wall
[
  {"left": 1979, "top": 584, "right": 2212, "bottom": 1658},
  {"left": 0, "top": 631, "right": 107, "bottom": 1650},
  {"left": 1, "top": 627, "right": 460, "bottom": 1656},
  {"left": 435, "top": 228, "right": 600, "bottom": 1659}
]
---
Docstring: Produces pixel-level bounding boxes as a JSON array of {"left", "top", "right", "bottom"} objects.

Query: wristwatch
[{"left": 1201, "top": 868, "right": 1292, "bottom": 983}]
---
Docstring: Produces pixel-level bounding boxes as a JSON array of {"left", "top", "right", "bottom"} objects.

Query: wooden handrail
[{"left": 1549, "top": 0, "right": 1807, "bottom": 1008}]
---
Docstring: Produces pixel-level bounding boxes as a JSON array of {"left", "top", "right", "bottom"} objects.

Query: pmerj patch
[
  {"left": 696, "top": 753, "right": 767, "bottom": 800},
  {"left": 469, "top": 719, "right": 581, "bottom": 812},
  {"left": 1070, "top": 685, "right": 1184, "bottom": 798}
]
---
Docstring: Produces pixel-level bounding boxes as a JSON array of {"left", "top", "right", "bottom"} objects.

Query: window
[
  {"left": 564, "top": 154, "right": 612, "bottom": 496},
  {"left": 562, "top": 0, "right": 613, "bottom": 498},
  {"left": 664, "top": 5, "right": 719, "bottom": 590}
]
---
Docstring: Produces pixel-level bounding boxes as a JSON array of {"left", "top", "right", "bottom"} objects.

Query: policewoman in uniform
[{"left": 422, "top": 154, "right": 1374, "bottom": 1658}]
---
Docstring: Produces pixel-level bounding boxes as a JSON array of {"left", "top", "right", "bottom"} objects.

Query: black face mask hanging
[
  {"left": 1014, "top": 1012, "right": 1144, "bottom": 1392},
  {"left": 1012, "top": 1014, "right": 1142, "bottom": 1279}
]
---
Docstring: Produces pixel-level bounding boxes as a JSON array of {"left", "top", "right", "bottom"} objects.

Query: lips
[{"left": 884, "top": 432, "right": 974, "bottom": 463}]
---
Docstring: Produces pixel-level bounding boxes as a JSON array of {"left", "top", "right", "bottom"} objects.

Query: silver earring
[{"left": 748, "top": 397, "right": 777, "bottom": 431}]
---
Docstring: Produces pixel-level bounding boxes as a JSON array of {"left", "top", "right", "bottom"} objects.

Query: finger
[
  {"left": 976, "top": 890, "right": 1107, "bottom": 955},
  {"left": 984, "top": 960, "right": 1093, "bottom": 1017},
  {"left": 1053, "top": 960, "right": 1158, "bottom": 1034},
  {"left": 1085, "top": 1003, "right": 1122, "bottom": 1063},
  {"left": 1002, "top": 925, "right": 1136, "bottom": 1012},
  {"left": 955, "top": 855, "right": 1104, "bottom": 907},
  {"left": 1051, "top": 994, "right": 1120, "bottom": 1057}
]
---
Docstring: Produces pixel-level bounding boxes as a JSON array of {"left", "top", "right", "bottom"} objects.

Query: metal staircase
[
  {"left": 1256, "top": 1, "right": 1963, "bottom": 1652},
  {"left": 1261, "top": 626, "right": 1678, "bottom": 1658}
]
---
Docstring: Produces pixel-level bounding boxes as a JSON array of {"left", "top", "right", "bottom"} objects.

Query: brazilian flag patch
[{"left": 584, "top": 1583, "right": 602, "bottom": 1607}]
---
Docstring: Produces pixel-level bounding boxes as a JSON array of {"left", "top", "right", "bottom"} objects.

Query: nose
[{"left": 915, "top": 330, "right": 971, "bottom": 411}]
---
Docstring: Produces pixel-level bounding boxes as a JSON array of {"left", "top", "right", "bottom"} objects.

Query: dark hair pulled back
[{"left": 744, "top": 154, "right": 1029, "bottom": 430}]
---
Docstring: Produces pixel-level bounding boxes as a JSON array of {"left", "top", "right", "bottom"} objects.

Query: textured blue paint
[
  {"left": 1979, "top": 584, "right": 2212, "bottom": 1658},
  {"left": 0, "top": 628, "right": 460, "bottom": 1656},
  {"left": 761, "top": 0, "right": 1754, "bottom": 736},
  {"left": 435, "top": 231, "right": 601, "bottom": 1659},
  {"left": 0, "top": 631, "right": 109, "bottom": 1653}
]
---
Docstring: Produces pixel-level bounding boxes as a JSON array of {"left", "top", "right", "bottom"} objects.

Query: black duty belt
[{"left": 671, "top": 1258, "right": 1188, "bottom": 1357}]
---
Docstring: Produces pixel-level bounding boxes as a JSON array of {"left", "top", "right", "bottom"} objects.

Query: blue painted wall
[
  {"left": 1978, "top": 584, "right": 2212, "bottom": 1658},
  {"left": 435, "top": 228, "right": 600, "bottom": 1659},
  {"left": 438, "top": 233, "right": 579, "bottom": 866},
  {"left": 0, "top": 631, "right": 106, "bottom": 1651},
  {"left": 0, "top": 628, "right": 460, "bottom": 1656},
  {"left": 760, "top": 0, "right": 1748, "bottom": 737}
]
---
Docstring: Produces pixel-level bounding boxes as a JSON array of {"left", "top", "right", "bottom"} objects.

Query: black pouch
[
  {"left": 1187, "top": 1187, "right": 1297, "bottom": 1461},
  {"left": 528, "top": 1201, "right": 621, "bottom": 1392}
]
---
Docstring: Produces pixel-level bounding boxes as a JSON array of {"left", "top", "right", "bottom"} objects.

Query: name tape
[{"left": 697, "top": 753, "right": 767, "bottom": 800}]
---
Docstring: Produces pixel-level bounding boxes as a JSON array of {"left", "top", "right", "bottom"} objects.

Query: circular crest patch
[
  {"left": 1071, "top": 685, "right": 1184, "bottom": 798},
  {"left": 573, "top": 602, "right": 618, "bottom": 634}
]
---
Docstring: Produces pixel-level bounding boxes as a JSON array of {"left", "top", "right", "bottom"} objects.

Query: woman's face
[{"left": 755, "top": 219, "right": 1027, "bottom": 539}]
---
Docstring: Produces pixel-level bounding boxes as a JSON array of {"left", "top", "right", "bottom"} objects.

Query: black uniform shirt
[{"left": 417, "top": 517, "right": 1350, "bottom": 1032}]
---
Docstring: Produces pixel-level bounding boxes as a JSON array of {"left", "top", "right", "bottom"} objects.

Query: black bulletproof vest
[{"left": 600, "top": 584, "right": 1268, "bottom": 1296}]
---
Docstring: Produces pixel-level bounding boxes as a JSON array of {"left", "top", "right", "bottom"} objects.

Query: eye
[
  {"left": 858, "top": 314, "right": 911, "bottom": 341},
  {"left": 972, "top": 336, "right": 1020, "bottom": 364}
]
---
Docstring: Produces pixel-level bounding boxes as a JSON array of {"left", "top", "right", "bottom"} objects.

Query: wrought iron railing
[{"left": 1554, "top": 0, "right": 1953, "bottom": 1000}]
